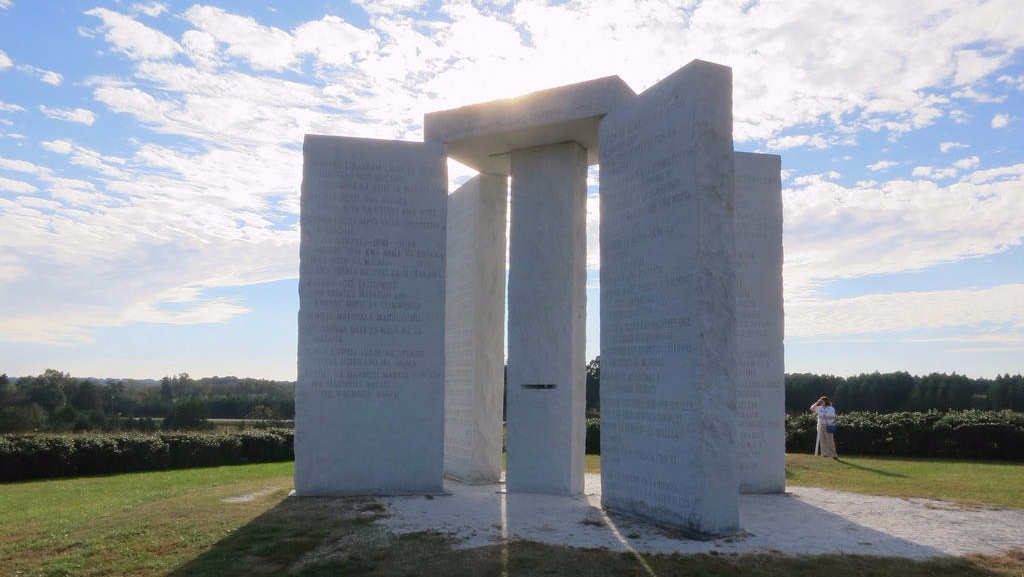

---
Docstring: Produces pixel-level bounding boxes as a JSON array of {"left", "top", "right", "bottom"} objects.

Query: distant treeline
[
  {"left": 785, "top": 371, "right": 1024, "bottom": 414},
  {"left": 583, "top": 357, "right": 1024, "bottom": 415},
  {"left": 4, "top": 365, "right": 1023, "bottom": 434},
  {"left": 0, "top": 370, "right": 294, "bottom": 434}
]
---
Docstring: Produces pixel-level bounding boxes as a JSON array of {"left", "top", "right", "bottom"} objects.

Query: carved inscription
[
  {"left": 599, "top": 94, "right": 703, "bottom": 508},
  {"left": 298, "top": 139, "right": 446, "bottom": 404},
  {"left": 734, "top": 153, "right": 784, "bottom": 490},
  {"left": 599, "top": 61, "right": 738, "bottom": 531}
]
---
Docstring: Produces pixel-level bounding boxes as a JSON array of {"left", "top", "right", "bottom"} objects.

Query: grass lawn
[
  {"left": 786, "top": 453, "right": 1024, "bottom": 509},
  {"left": 1, "top": 456, "right": 1022, "bottom": 576}
]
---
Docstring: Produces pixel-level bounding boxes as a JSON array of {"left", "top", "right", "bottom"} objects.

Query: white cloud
[
  {"left": 130, "top": 2, "right": 168, "bottom": 17},
  {"left": 0, "top": 156, "right": 47, "bottom": 174},
  {"left": 0, "top": 0, "right": 11, "bottom": 10},
  {"left": 953, "top": 49, "right": 1012, "bottom": 86},
  {"left": 0, "top": 176, "right": 37, "bottom": 194},
  {"left": 952, "top": 156, "right": 980, "bottom": 170},
  {"left": 39, "top": 106, "right": 97, "bottom": 125},
  {"left": 183, "top": 5, "right": 296, "bottom": 71},
  {"left": 911, "top": 165, "right": 959, "bottom": 179},
  {"left": 991, "top": 113, "right": 1010, "bottom": 128},
  {"left": 788, "top": 284, "right": 1024, "bottom": 338},
  {"left": 950, "top": 85, "right": 1005, "bottom": 103},
  {"left": 939, "top": 141, "right": 968, "bottom": 153},
  {"left": 867, "top": 160, "right": 898, "bottom": 171},
  {"left": 41, "top": 139, "right": 74, "bottom": 154},
  {"left": 0, "top": 100, "right": 25, "bottom": 113},
  {"left": 293, "top": 15, "right": 380, "bottom": 68},
  {"left": 85, "top": 7, "right": 180, "bottom": 60},
  {"left": 15, "top": 65, "right": 63, "bottom": 85},
  {"left": 965, "top": 163, "right": 1024, "bottom": 185},
  {"left": 6, "top": 0, "right": 1024, "bottom": 348},
  {"left": 950, "top": 110, "right": 971, "bottom": 124},
  {"left": 0, "top": 50, "right": 11, "bottom": 69},
  {"left": 997, "top": 74, "right": 1024, "bottom": 91},
  {"left": 783, "top": 164, "right": 1024, "bottom": 303},
  {"left": 766, "top": 134, "right": 829, "bottom": 150}
]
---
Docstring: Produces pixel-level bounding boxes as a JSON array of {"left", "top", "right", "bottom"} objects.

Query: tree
[
  {"left": 69, "top": 380, "right": 104, "bottom": 413},
  {"left": 0, "top": 404, "right": 47, "bottom": 433},
  {"left": 20, "top": 370, "right": 73, "bottom": 414},
  {"left": 586, "top": 356, "right": 600, "bottom": 413},
  {"left": 162, "top": 398, "right": 211, "bottom": 430}
]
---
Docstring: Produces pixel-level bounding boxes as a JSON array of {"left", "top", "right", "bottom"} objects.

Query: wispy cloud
[
  {"left": 85, "top": 7, "right": 181, "bottom": 60},
  {"left": 992, "top": 113, "right": 1010, "bottom": 128},
  {"left": 783, "top": 164, "right": 1024, "bottom": 300},
  {"left": 3, "top": 0, "right": 1023, "bottom": 351},
  {"left": 787, "top": 285, "right": 1024, "bottom": 338},
  {"left": 130, "top": 2, "right": 168, "bottom": 18},
  {"left": 0, "top": 100, "right": 25, "bottom": 113},
  {"left": 38, "top": 106, "right": 97, "bottom": 125},
  {"left": 867, "top": 160, "right": 898, "bottom": 171},
  {"left": 0, "top": 50, "right": 12, "bottom": 69},
  {"left": 0, "top": 176, "right": 37, "bottom": 193},
  {"left": 16, "top": 65, "right": 63, "bottom": 85},
  {"left": 0, "top": 1, "right": 11, "bottom": 11}
]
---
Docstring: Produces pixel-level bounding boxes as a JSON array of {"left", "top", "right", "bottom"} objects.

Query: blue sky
[{"left": 0, "top": 0, "right": 1022, "bottom": 381}]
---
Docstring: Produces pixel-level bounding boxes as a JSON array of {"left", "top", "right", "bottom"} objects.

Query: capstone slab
[
  {"left": 444, "top": 173, "right": 508, "bottom": 483},
  {"left": 424, "top": 76, "right": 635, "bottom": 174},
  {"left": 598, "top": 60, "right": 739, "bottom": 535},
  {"left": 735, "top": 152, "right": 785, "bottom": 493},
  {"left": 295, "top": 135, "right": 447, "bottom": 495}
]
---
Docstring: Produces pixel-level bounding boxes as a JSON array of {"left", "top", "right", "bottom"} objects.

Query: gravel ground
[{"left": 379, "top": 473, "right": 1024, "bottom": 559}]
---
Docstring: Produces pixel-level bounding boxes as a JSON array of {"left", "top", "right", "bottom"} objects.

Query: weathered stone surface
[
  {"left": 735, "top": 152, "right": 785, "bottom": 494},
  {"left": 295, "top": 135, "right": 447, "bottom": 495},
  {"left": 598, "top": 60, "right": 739, "bottom": 535},
  {"left": 444, "top": 173, "right": 508, "bottom": 483},
  {"left": 424, "top": 76, "right": 635, "bottom": 174},
  {"left": 506, "top": 142, "right": 588, "bottom": 496}
]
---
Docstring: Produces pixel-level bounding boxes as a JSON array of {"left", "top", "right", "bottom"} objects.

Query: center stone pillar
[{"left": 506, "top": 142, "right": 588, "bottom": 496}]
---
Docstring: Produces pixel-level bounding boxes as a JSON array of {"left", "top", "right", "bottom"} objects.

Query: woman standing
[{"left": 810, "top": 396, "right": 838, "bottom": 459}]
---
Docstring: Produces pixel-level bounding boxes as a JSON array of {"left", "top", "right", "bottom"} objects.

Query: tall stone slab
[
  {"left": 444, "top": 173, "right": 508, "bottom": 483},
  {"left": 296, "top": 135, "right": 447, "bottom": 495},
  {"left": 506, "top": 142, "right": 588, "bottom": 496},
  {"left": 735, "top": 152, "right": 785, "bottom": 493},
  {"left": 598, "top": 60, "right": 739, "bottom": 535}
]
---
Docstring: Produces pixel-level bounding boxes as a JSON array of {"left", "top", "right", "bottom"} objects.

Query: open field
[
  {"left": 1, "top": 456, "right": 1022, "bottom": 576},
  {"left": 786, "top": 453, "right": 1024, "bottom": 509}
]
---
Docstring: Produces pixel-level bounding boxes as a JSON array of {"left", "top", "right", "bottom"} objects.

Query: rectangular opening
[{"left": 521, "top": 383, "right": 557, "bottom": 389}]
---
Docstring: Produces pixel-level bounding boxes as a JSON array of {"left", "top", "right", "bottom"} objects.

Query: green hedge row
[
  {"left": 586, "top": 410, "right": 1023, "bottom": 460},
  {"left": 785, "top": 410, "right": 1024, "bottom": 460},
  {"left": 0, "top": 428, "right": 294, "bottom": 482}
]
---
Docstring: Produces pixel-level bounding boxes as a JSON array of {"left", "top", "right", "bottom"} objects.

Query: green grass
[
  {"left": 0, "top": 462, "right": 294, "bottom": 576},
  {"left": 785, "top": 453, "right": 1024, "bottom": 509},
  {"left": 1, "top": 457, "right": 1022, "bottom": 576}
]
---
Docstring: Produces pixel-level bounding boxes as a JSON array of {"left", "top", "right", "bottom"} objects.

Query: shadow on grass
[
  {"left": 835, "top": 458, "right": 910, "bottom": 478},
  {"left": 169, "top": 489, "right": 1019, "bottom": 577}
]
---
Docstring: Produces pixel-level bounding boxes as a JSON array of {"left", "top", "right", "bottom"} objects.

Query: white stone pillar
[
  {"left": 506, "top": 142, "right": 587, "bottom": 496},
  {"left": 295, "top": 135, "right": 447, "bottom": 495},
  {"left": 735, "top": 152, "right": 785, "bottom": 493},
  {"left": 599, "top": 60, "right": 739, "bottom": 535},
  {"left": 444, "top": 173, "right": 508, "bottom": 483}
]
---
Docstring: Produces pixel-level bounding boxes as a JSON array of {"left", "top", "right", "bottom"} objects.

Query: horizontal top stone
[{"left": 424, "top": 76, "right": 635, "bottom": 175}]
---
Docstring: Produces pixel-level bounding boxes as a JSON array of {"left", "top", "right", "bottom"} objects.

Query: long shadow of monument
[
  {"left": 170, "top": 482, "right": 1007, "bottom": 576},
  {"left": 834, "top": 457, "right": 910, "bottom": 477}
]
